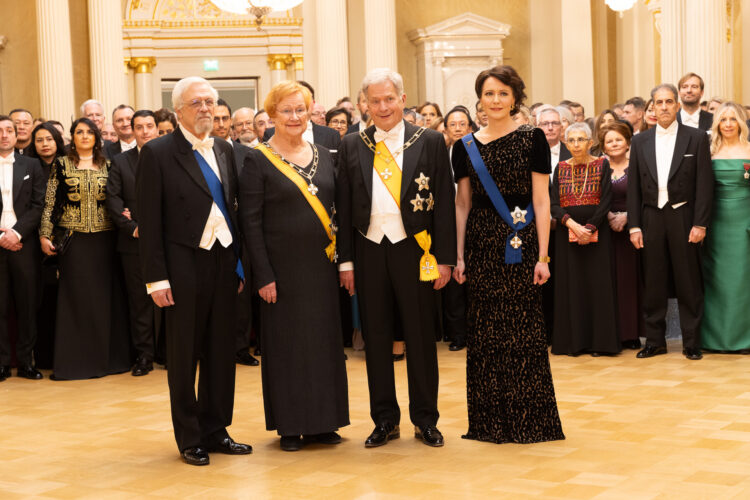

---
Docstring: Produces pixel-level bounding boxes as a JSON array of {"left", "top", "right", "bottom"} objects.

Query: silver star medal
[
  {"left": 510, "top": 206, "right": 527, "bottom": 224},
  {"left": 307, "top": 183, "right": 318, "bottom": 196},
  {"left": 415, "top": 172, "right": 430, "bottom": 191},
  {"left": 426, "top": 193, "right": 435, "bottom": 211},
  {"left": 411, "top": 193, "right": 424, "bottom": 212}
]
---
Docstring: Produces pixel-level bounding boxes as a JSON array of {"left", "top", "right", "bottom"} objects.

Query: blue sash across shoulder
[{"left": 461, "top": 133, "right": 534, "bottom": 264}]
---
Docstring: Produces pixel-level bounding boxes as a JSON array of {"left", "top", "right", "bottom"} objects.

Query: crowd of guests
[{"left": 2, "top": 65, "right": 750, "bottom": 465}]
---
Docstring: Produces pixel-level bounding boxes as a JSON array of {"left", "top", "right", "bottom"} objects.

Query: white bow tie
[
  {"left": 374, "top": 128, "right": 399, "bottom": 143},
  {"left": 0, "top": 157, "right": 13, "bottom": 166},
  {"left": 192, "top": 137, "right": 214, "bottom": 153},
  {"left": 656, "top": 127, "right": 676, "bottom": 138}
]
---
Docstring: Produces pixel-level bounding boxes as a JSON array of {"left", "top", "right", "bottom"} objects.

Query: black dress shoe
[
  {"left": 622, "top": 339, "right": 642, "bottom": 350},
  {"left": 17, "top": 365, "right": 43, "bottom": 380},
  {"left": 236, "top": 350, "right": 260, "bottom": 366},
  {"left": 181, "top": 447, "right": 209, "bottom": 466},
  {"left": 415, "top": 425, "right": 444, "bottom": 447},
  {"left": 304, "top": 432, "right": 341, "bottom": 445},
  {"left": 392, "top": 353, "right": 405, "bottom": 362},
  {"left": 449, "top": 340, "right": 466, "bottom": 351},
  {"left": 0, "top": 365, "right": 9, "bottom": 381},
  {"left": 280, "top": 436, "right": 303, "bottom": 451},
  {"left": 131, "top": 356, "right": 153, "bottom": 377},
  {"left": 365, "top": 423, "right": 400, "bottom": 448},
  {"left": 208, "top": 437, "right": 253, "bottom": 455},
  {"left": 253, "top": 347, "right": 261, "bottom": 356},
  {"left": 683, "top": 347, "right": 703, "bottom": 360},
  {"left": 636, "top": 345, "right": 668, "bottom": 358}
]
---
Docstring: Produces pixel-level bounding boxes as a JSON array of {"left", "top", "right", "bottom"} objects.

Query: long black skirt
[{"left": 52, "top": 231, "right": 131, "bottom": 380}]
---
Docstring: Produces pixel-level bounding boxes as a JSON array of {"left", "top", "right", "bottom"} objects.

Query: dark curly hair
[
  {"left": 68, "top": 117, "right": 106, "bottom": 168},
  {"left": 474, "top": 65, "right": 526, "bottom": 116}
]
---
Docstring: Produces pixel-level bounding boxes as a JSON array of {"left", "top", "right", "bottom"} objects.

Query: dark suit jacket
[
  {"left": 263, "top": 122, "right": 342, "bottom": 151},
  {"left": 230, "top": 140, "right": 252, "bottom": 177},
  {"left": 106, "top": 148, "right": 140, "bottom": 254},
  {"left": 0, "top": 153, "right": 46, "bottom": 240},
  {"left": 627, "top": 123, "right": 714, "bottom": 230},
  {"left": 106, "top": 140, "right": 122, "bottom": 159},
  {"left": 136, "top": 128, "right": 241, "bottom": 285},
  {"left": 335, "top": 120, "right": 457, "bottom": 267},
  {"left": 676, "top": 110, "right": 713, "bottom": 132},
  {"left": 559, "top": 141, "right": 572, "bottom": 162},
  {"left": 346, "top": 123, "right": 361, "bottom": 136}
]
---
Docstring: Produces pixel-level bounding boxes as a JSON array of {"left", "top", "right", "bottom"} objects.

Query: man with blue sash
[{"left": 137, "top": 77, "right": 251, "bottom": 466}]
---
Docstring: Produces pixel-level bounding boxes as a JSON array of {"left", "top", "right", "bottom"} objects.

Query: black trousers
[
  {"left": 441, "top": 278, "right": 466, "bottom": 342},
  {"left": 235, "top": 284, "right": 253, "bottom": 353},
  {"left": 0, "top": 243, "right": 40, "bottom": 366},
  {"left": 120, "top": 252, "right": 155, "bottom": 360},
  {"left": 641, "top": 204, "right": 704, "bottom": 349},
  {"left": 164, "top": 243, "right": 238, "bottom": 451},
  {"left": 354, "top": 233, "right": 439, "bottom": 428}
]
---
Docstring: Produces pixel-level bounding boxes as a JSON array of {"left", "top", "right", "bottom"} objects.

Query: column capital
[
  {"left": 127, "top": 56, "right": 157, "bottom": 74},
  {"left": 292, "top": 54, "right": 304, "bottom": 71},
  {"left": 267, "top": 54, "right": 293, "bottom": 71}
]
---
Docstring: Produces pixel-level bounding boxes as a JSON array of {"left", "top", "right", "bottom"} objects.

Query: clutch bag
[{"left": 50, "top": 227, "right": 74, "bottom": 255}]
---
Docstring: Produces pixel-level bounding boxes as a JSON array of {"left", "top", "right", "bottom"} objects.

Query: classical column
[
  {"left": 36, "top": 0, "right": 76, "bottom": 122},
  {"left": 268, "top": 55, "right": 291, "bottom": 87},
  {"left": 363, "top": 0, "right": 397, "bottom": 72},
  {"left": 314, "top": 0, "right": 349, "bottom": 107},
  {"left": 560, "top": 0, "right": 595, "bottom": 114},
  {"left": 660, "top": 0, "right": 686, "bottom": 88},
  {"left": 88, "top": 0, "right": 128, "bottom": 118},
  {"left": 128, "top": 57, "right": 157, "bottom": 110},
  {"left": 683, "top": 0, "right": 729, "bottom": 99},
  {"left": 292, "top": 54, "right": 304, "bottom": 81}
]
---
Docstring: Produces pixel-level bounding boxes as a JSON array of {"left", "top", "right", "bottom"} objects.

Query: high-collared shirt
[
  {"left": 120, "top": 139, "right": 137, "bottom": 152},
  {"left": 655, "top": 120, "right": 679, "bottom": 208},
  {"left": 367, "top": 120, "right": 407, "bottom": 245},
  {"left": 145, "top": 125, "right": 233, "bottom": 294},
  {"left": 302, "top": 121, "right": 314, "bottom": 144},
  {"left": 680, "top": 108, "right": 701, "bottom": 128},
  {"left": 0, "top": 153, "right": 21, "bottom": 241},
  {"left": 549, "top": 141, "right": 561, "bottom": 176}
]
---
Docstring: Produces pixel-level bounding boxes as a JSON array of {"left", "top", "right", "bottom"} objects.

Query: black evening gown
[
  {"left": 241, "top": 144, "right": 349, "bottom": 436},
  {"left": 610, "top": 168, "right": 643, "bottom": 343},
  {"left": 452, "top": 125, "right": 565, "bottom": 444},
  {"left": 550, "top": 157, "right": 620, "bottom": 355}
]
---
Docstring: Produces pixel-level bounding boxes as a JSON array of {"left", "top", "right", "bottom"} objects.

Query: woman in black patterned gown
[{"left": 453, "top": 66, "right": 564, "bottom": 444}]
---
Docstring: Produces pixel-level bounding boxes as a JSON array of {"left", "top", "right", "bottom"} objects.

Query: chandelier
[
  {"left": 605, "top": 0, "right": 637, "bottom": 17},
  {"left": 210, "top": 1, "right": 304, "bottom": 29}
]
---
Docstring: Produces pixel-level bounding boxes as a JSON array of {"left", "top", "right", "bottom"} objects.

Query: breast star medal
[
  {"left": 415, "top": 172, "right": 430, "bottom": 191},
  {"left": 426, "top": 193, "right": 435, "bottom": 211},
  {"left": 511, "top": 206, "right": 527, "bottom": 224},
  {"left": 307, "top": 183, "right": 319, "bottom": 196},
  {"left": 510, "top": 234, "right": 522, "bottom": 249},
  {"left": 411, "top": 193, "right": 425, "bottom": 212}
]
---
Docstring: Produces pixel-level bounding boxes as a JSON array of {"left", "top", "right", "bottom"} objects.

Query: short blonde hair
[
  {"left": 710, "top": 102, "right": 749, "bottom": 155},
  {"left": 264, "top": 81, "right": 312, "bottom": 118}
]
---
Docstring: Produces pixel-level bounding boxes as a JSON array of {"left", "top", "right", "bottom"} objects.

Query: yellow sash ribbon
[
  {"left": 372, "top": 141, "right": 402, "bottom": 208},
  {"left": 257, "top": 144, "right": 336, "bottom": 262},
  {"left": 414, "top": 230, "right": 440, "bottom": 281}
]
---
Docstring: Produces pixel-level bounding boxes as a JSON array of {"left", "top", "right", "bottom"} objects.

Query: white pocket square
[
  {"left": 683, "top": 154, "right": 694, "bottom": 157},
  {"left": 23, "top": 174, "right": 29, "bottom": 180}
]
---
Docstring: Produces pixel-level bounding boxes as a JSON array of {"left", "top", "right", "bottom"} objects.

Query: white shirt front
[
  {"left": 145, "top": 125, "right": 233, "bottom": 294},
  {"left": 366, "top": 120, "right": 407, "bottom": 244},
  {"left": 303, "top": 121, "right": 314, "bottom": 144},
  {"left": 0, "top": 153, "right": 18, "bottom": 239},
  {"left": 680, "top": 108, "right": 701, "bottom": 128},
  {"left": 655, "top": 120, "right": 679, "bottom": 208},
  {"left": 549, "top": 142, "right": 561, "bottom": 176},
  {"left": 120, "top": 139, "right": 137, "bottom": 152}
]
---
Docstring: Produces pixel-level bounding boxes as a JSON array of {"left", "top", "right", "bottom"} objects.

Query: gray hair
[
  {"left": 80, "top": 99, "right": 104, "bottom": 116},
  {"left": 172, "top": 76, "right": 218, "bottom": 110},
  {"left": 361, "top": 68, "right": 404, "bottom": 97},
  {"left": 564, "top": 121, "right": 592, "bottom": 141},
  {"left": 650, "top": 83, "right": 679, "bottom": 101},
  {"left": 537, "top": 106, "right": 560, "bottom": 121},
  {"left": 231, "top": 107, "right": 255, "bottom": 120},
  {"left": 555, "top": 105, "right": 574, "bottom": 125}
]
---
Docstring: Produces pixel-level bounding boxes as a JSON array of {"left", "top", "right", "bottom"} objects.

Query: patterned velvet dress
[{"left": 452, "top": 125, "right": 565, "bottom": 444}]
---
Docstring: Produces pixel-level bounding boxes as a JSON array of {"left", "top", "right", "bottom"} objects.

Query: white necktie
[
  {"left": 192, "top": 137, "right": 214, "bottom": 155},
  {"left": 374, "top": 128, "right": 399, "bottom": 143}
]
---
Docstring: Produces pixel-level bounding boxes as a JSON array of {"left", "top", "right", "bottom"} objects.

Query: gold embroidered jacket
[{"left": 39, "top": 156, "right": 114, "bottom": 237}]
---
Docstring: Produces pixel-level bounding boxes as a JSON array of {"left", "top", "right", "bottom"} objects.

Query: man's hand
[
  {"left": 688, "top": 226, "right": 706, "bottom": 244},
  {"left": 630, "top": 230, "right": 644, "bottom": 249},
  {"left": 151, "top": 288, "right": 175, "bottom": 308},
  {"left": 433, "top": 264, "right": 451, "bottom": 290},
  {"left": 259, "top": 282, "right": 277, "bottom": 303},
  {"left": 0, "top": 229, "right": 22, "bottom": 251},
  {"left": 237, "top": 280, "right": 244, "bottom": 294},
  {"left": 133, "top": 227, "right": 139, "bottom": 238},
  {"left": 339, "top": 270, "right": 355, "bottom": 296}
]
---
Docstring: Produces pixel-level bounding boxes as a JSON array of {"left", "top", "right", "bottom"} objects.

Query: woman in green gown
[{"left": 701, "top": 102, "right": 750, "bottom": 352}]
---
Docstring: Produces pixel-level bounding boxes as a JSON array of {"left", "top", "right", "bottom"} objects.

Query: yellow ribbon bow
[{"left": 414, "top": 230, "right": 440, "bottom": 281}]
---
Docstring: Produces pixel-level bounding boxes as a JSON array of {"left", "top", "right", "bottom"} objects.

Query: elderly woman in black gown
[
  {"left": 453, "top": 65, "right": 564, "bottom": 444},
  {"left": 240, "top": 81, "right": 349, "bottom": 452}
]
